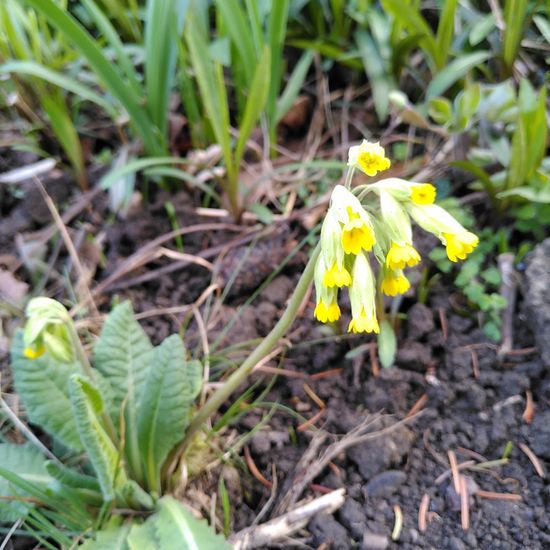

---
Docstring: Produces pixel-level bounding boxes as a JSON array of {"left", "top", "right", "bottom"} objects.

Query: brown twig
[
  {"left": 229, "top": 489, "right": 346, "bottom": 550},
  {"left": 522, "top": 391, "right": 535, "bottom": 424},
  {"left": 518, "top": 443, "right": 546, "bottom": 478},
  {"left": 475, "top": 490, "right": 522, "bottom": 501},
  {"left": 448, "top": 450, "right": 461, "bottom": 494},
  {"left": 459, "top": 475, "right": 470, "bottom": 531},
  {"left": 438, "top": 307, "right": 448, "bottom": 341},
  {"left": 244, "top": 446, "right": 272, "bottom": 489},
  {"left": 406, "top": 393, "right": 428, "bottom": 418},
  {"left": 35, "top": 177, "right": 99, "bottom": 317},
  {"left": 418, "top": 493, "right": 430, "bottom": 533}
]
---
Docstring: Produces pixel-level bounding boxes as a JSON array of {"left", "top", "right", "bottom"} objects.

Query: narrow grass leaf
[
  {"left": 214, "top": 0, "right": 257, "bottom": 82},
  {"left": 0, "top": 60, "right": 118, "bottom": 117},
  {"left": 145, "top": 0, "right": 189, "bottom": 143},
  {"left": 426, "top": 51, "right": 490, "bottom": 99},
  {"left": 275, "top": 49, "right": 313, "bottom": 124},
  {"left": 434, "top": 0, "right": 457, "bottom": 69},
  {"left": 234, "top": 45, "right": 271, "bottom": 169},
  {"left": 356, "top": 29, "right": 393, "bottom": 122},
  {"left": 20, "top": 0, "right": 164, "bottom": 156},
  {"left": 81, "top": 0, "right": 142, "bottom": 99}
]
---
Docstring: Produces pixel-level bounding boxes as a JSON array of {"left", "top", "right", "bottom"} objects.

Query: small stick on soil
[
  {"left": 448, "top": 450, "right": 461, "bottom": 494},
  {"left": 475, "top": 490, "right": 522, "bottom": 501},
  {"left": 423, "top": 429, "right": 449, "bottom": 466},
  {"left": 303, "top": 383, "right": 326, "bottom": 409},
  {"left": 459, "top": 475, "right": 470, "bottom": 531},
  {"left": 418, "top": 493, "right": 430, "bottom": 533},
  {"left": 229, "top": 488, "right": 346, "bottom": 550},
  {"left": 297, "top": 408, "right": 326, "bottom": 433},
  {"left": 438, "top": 307, "right": 448, "bottom": 341},
  {"left": 35, "top": 177, "right": 99, "bottom": 317},
  {"left": 392, "top": 505, "right": 403, "bottom": 541},
  {"left": 244, "top": 446, "right": 273, "bottom": 489},
  {"left": 457, "top": 447, "right": 489, "bottom": 463},
  {"left": 406, "top": 393, "right": 428, "bottom": 418},
  {"left": 498, "top": 253, "right": 517, "bottom": 358},
  {"left": 309, "top": 368, "right": 343, "bottom": 381},
  {"left": 434, "top": 461, "right": 476, "bottom": 484},
  {"left": 518, "top": 443, "right": 547, "bottom": 479},
  {"left": 470, "top": 349, "right": 480, "bottom": 379},
  {"left": 522, "top": 391, "right": 535, "bottom": 424},
  {"left": 253, "top": 465, "right": 278, "bottom": 526}
]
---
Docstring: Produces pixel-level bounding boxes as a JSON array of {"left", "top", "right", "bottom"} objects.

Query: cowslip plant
[
  {"left": 312, "top": 140, "right": 478, "bottom": 339},
  {"left": 1, "top": 298, "right": 230, "bottom": 548}
]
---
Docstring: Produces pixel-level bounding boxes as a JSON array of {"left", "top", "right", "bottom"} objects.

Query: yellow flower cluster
[{"left": 314, "top": 140, "right": 479, "bottom": 333}]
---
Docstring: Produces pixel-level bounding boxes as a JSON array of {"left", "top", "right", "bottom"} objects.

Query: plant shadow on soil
[{"left": 1, "top": 180, "right": 549, "bottom": 550}]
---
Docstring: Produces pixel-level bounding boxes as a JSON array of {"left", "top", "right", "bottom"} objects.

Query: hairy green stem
[{"left": 173, "top": 245, "right": 320, "bottom": 461}]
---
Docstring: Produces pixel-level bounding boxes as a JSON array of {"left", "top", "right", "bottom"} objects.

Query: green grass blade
[
  {"left": 185, "top": 10, "right": 234, "bottom": 184},
  {"left": 381, "top": 0, "right": 438, "bottom": 70},
  {"left": 426, "top": 51, "right": 490, "bottom": 99},
  {"left": 144, "top": 0, "right": 189, "bottom": 144},
  {"left": 40, "top": 93, "right": 87, "bottom": 189},
  {"left": 503, "top": 0, "right": 529, "bottom": 75},
  {"left": 81, "top": 0, "right": 142, "bottom": 99},
  {"left": 434, "top": 0, "right": 457, "bottom": 69},
  {"left": 0, "top": 60, "right": 118, "bottom": 118},
  {"left": 266, "top": 0, "right": 290, "bottom": 130},
  {"left": 99, "top": 156, "right": 189, "bottom": 190},
  {"left": 19, "top": 0, "right": 164, "bottom": 156},
  {"left": 234, "top": 45, "right": 271, "bottom": 169},
  {"left": 214, "top": 0, "right": 257, "bottom": 82},
  {"left": 356, "top": 29, "right": 393, "bottom": 122},
  {"left": 276, "top": 49, "right": 313, "bottom": 124}
]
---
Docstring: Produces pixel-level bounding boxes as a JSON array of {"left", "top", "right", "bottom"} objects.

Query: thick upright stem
[{"left": 176, "top": 245, "right": 320, "bottom": 456}]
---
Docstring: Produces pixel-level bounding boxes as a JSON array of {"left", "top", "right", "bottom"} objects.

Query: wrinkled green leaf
[
  {"left": 80, "top": 524, "right": 131, "bottom": 550},
  {"left": 11, "top": 331, "right": 83, "bottom": 451},
  {"left": 69, "top": 375, "right": 125, "bottom": 501},
  {"left": 137, "top": 335, "right": 202, "bottom": 492},
  {"left": 94, "top": 301, "right": 153, "bottom": 482}
]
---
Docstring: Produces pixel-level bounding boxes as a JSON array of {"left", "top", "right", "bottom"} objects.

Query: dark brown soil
[{"left": 1, "top": 175, "right": 549, "bottom": 550}]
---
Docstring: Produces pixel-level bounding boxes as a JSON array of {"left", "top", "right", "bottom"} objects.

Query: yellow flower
[
  {"left": 348, "top": 253, "right": 379, "bottom": 334},
  {"left": 341, "top": 208, "right": 376, "bottom": 255},
  {"left": 23, "top": 344, "right": 45, "bottom": 360},
  {"left": 406, "top": 203, "right": 478, "bottom": 262},
  {"left": 410, "top": 183, "right": 436, "bottom": 205},
  {"left": 330, "top": 186, "right": 376, "bottom": 255},
  {"left": 381, "top": 270, "right": 410, "bottom": 296},
  {"left": 314, "top": 299, "right": 341, "bottom": 323},
  {"left": 348, "top": 140, "right": 391, "bottom": 177},
  {"left": 443, "top": 231, "right": 479, "bottom": 262},
  {"left": 314, "top": 255, "right": 342, "bottom": 322},
  {"left": 348, "top": 309, "right": 380, "bottom": 334},
  {"left": 323, "top": 262, "right": 352, "bottom": 287},
  {"left": 385, "top": 242, "right": 421, "bottom": 270}
]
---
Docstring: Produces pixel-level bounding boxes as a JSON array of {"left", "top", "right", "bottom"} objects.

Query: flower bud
[
  {"left": 348, "top": 253, "right": 379, "bottom": 334},
  {"left": 23, "top": 297, "right": 74, "bottom": 363},
  {"left": 320, "top": 208, "right": 351, "bottom": 287}
]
